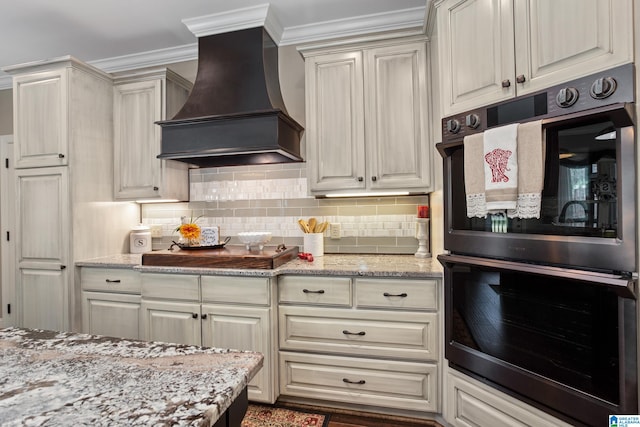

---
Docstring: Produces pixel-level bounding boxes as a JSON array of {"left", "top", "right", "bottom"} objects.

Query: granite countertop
[
  {"left": 77, "top": 253, "right": 443, "bottom": 278},
  {"left": 0, "top": 327, "right": 263, "bottom": 426}
]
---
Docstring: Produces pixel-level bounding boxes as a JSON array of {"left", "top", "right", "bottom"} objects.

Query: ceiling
[{"left": 0, "top": 0, "right": 429, "bottom": 89}]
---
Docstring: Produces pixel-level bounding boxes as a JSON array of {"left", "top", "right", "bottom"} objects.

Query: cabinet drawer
[
  {"left": 201, "top": 276, "right": 270, "bottom": 305},
  {"left": 279, "top": 306, "right": 438, "bottom": 361},
  {"left": 279, "top": 351, "right": 438, "bottom": 412},
  {"left": 355, "top": 278, "right": 438, "bottom": 310},
  {"left": 141, "top": 273, "right": 199, "bottom": 301},
  {"left": 279, "top": 276, "right": 351, "bottom": 306},
  {"left": 81, "top": 267, "right": 140, "bottom": 294}
]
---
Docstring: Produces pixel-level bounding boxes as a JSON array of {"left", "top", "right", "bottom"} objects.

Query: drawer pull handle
[
  {"left": 105, "top": 279, "right": 121, "bottom": 283},
  {"left": 302, "top": 289, "right": 325, "bottom": 294},
  {"left": 342, "top": 330, "right": 366, "bottom": 336},
  {"left": 383, "top": 292, "right": 407, "bottom": 298},
  {"left": 343, "top": 378, "right": 366, "bottom": 385}
]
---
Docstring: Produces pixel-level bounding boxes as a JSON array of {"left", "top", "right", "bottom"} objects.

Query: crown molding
[
  {"left": 280, "top": 6, "right": 426, "bottom": 46},
  {"left": 182, "top": 3, "right": 284, "bottom": 44},
  {"left": 0, "top": 5, "right": 426, "bottom": 91},
  {"left": 88, "top": 43, "right": 198, "bottom": 74}
]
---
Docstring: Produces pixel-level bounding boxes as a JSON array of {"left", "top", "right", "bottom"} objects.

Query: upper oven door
[{"left": 437, "top": 102, "right": 636, "bottom": 274}]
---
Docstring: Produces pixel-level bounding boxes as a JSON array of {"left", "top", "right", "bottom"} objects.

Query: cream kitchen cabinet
[
  {"left": 299, "top": 35, "right": 432, "bottom": 195},
  {"left": 81, "top": 267, "right": 141, "bottom": 340},
  {"left": 445, "top": 368, "right": 573, "bottom": 427},
  {"left": 436, "top": 0, "right": 633, "bottom": 115},
  {"left": 278, "top": 275, "right": 440, "bottom": 413},
  {"left": 141, "top": 273, "right": 277, "bottom": 403},
  {"left": 113, "top": 68, "right": 192, "bottom": 201},
  {"left": 5, "top": 56, "right": 140, "bottom": 332}
]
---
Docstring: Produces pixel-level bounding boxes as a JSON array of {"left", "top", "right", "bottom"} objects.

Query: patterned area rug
[{"left": 242, "top": 404, "right": 330, "bottom": 427}]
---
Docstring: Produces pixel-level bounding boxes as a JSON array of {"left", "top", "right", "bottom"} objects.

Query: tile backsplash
[{"left": 141, "top": 163, "right": 430, "bottom": 254}]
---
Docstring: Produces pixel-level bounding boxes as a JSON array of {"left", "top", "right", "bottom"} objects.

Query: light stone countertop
[
  {"left": 77, "top": 253, "right": 443, "bottom": 278},
  {"left": 0, "top": 327, "right": 262, "bottom": 426}
]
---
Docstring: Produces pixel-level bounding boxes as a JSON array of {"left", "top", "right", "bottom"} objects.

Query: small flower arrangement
[{"left": 176, "top": 214, "right": 202, "bottom": 245}]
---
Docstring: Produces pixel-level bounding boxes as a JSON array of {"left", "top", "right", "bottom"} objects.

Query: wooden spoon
[
  {"left": 308, "top": 217, "right": 317, "bottom": 233},
  {"left": 298, "top": 219, "right": 310, "bottom": 233}
]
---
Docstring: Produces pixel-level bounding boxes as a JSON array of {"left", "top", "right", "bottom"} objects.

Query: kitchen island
[{"left": 0, "top": 327, "right": 263, "bottom": 426}]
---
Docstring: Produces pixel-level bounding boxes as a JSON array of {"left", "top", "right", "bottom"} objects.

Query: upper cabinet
[
  {"left": 12, "top": 69, "right": 70, "bottom": 168},
  {"left": 436, "top": 0, "right": 633, "bottom": 115},
  {"left": 113, "top": 68, "right": 192, "bottom": 201},
  {"left": 300, "top": 35, "right": 433, "bottom": 195}
]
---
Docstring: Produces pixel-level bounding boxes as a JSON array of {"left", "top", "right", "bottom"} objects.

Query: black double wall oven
[{"left": 437, "top": 64, "right": 637, "bottom": 426}]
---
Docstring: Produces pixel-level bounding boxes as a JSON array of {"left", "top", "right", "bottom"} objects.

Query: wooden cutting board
[{"left": 142, "top": 245, "right": 299, "bottom": 269}]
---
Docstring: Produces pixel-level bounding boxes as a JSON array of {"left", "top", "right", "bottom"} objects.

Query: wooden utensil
[
  {"left": 298, "top": 219, "right": 310, "bottom": 233},
  {"left": 308, "top": 217, "right": 317, "bottom": 232}
]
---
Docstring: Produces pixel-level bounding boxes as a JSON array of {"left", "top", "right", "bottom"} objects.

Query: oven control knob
[
  {"left": 446, "top": 119, "right": 461, "bottom": 134},
  {"left": 555, "top": 87, "right": 579, "bottom": 108},
  {"left": 590, "top": 76, "right": 617, "bottom": 99},
  {"left": 465, "top": 114, "right": 481, "bottom": 129}
]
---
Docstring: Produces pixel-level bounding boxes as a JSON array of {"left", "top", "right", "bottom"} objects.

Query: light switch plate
[{"left": 329, "top": 223, "right": 341, "bottom": 240}]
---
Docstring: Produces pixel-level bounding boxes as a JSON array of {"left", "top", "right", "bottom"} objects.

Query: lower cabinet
[
  {"left": 140, "top": 272, "right": 277, "bottom": 404},
  {"left": 445, "top": 368, "right": 573, "bottom": 427},
  {"left": 80, "top": 267, "right": 141, "bottom": 340},
  {"left": 278, "top": 275, "right": 441, "bottom": 413}
]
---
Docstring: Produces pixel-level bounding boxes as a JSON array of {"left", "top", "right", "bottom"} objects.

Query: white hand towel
[{"left": 483, "top": 123, "right": 519, "bottom": 211}]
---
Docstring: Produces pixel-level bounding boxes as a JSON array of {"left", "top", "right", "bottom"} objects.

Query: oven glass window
[
  {"left": 450, "top": 264, "right": 620, "bottom": 403},
  {"left": 451, "top": 120, "right": 618, "bottom": 238}
]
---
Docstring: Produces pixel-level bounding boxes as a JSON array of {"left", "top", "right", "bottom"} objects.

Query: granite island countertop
[
  {"left": 0, "top": 327, "right": 263, "bottom": 426},
  {"left": 77, "top": 253, "right": 443, "bottom": 278}
]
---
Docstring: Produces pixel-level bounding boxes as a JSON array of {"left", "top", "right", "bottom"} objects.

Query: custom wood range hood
[{"left": 157, "top": 24, "right": 304, "bottom": 168}]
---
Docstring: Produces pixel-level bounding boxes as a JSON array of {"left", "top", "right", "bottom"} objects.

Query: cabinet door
[
  {"left": 305, "top": 51, "right": 366, "bottom": 192},
  {"left": 365, "top": 42, "right": 431, "bottom": 190},
  {"left": 513, "top": 0, "right": 633, "bottom": 95},
  {"left": 437, "top": 0, "right": 515, "bottom": 115},
  {"left": 82, "top": 291, "right": 142, "bottom": 339},
  {"left": 13, "top": 70, "right": 69, "bottom": 168},
  {"left": 113, "top": 80, "right": 163, "bottom": 200},
  {"left": 141, "top": 300, "right": 201, "bottom": 345},
  {"left": 202, "top": 305, "right": 273, "bottom": 403},
  {"left": 15, "top": 167, "right": 70, "bottom": 330}
]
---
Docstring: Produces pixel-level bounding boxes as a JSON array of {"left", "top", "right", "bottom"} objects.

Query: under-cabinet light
[
  {"left": 135, "top": 199, "right": 181, "bottom": 204},
  {"left": 323, "top": 191, "right": 411, "bottom": 198}
]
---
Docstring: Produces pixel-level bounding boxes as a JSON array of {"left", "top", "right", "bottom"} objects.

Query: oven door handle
[{"left": 437, "top": 253, "right": 636, "bottom": 298}]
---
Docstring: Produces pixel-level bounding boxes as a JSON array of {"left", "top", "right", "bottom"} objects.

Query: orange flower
[{"left": 179, "top": 223, "right": 201, "bottom": 240}]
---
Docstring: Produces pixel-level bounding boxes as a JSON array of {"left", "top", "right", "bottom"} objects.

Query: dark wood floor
[{"left": 279, "top": 402, "right": 443, "bottom": 427}]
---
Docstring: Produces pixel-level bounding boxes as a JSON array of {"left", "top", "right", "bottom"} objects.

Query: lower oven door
[{"left": 439, "top": 253, "right": 637, "bottom": 426}]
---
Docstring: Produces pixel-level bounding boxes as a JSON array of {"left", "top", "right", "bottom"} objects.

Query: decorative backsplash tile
[{"left": 142, "top": 163, "right": 430, "bottom": 254}]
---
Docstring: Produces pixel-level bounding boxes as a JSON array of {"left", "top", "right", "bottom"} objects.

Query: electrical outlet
[
  {"left": 329, "top": 223, "right": 341, "bottom": 240},
  {"left": 150, "top": 225, "right": 163, "bottom": 238}
]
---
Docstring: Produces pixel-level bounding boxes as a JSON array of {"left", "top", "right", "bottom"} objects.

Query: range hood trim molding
[{"left": 182, "top": 3, "right": 283, "bottom": 44}]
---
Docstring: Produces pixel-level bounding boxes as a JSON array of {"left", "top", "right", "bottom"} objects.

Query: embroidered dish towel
[
  {"left": 507, "top": 120, "right": 545, "bottom": 218},
  {"left": 464, "top": 132, "right": 487, "bottom": 217},
  {"left": 483, "top": 123, "right": 519, "bottom": 211}
]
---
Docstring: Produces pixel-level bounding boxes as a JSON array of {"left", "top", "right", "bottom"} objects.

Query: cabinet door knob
[
  {"left": 516, "top": 74, "right": 526, "bottom": 84},
  {"left": 201, "top": 313, "right": 208, "bottom": 320},
  {"left": 342, "top": 378, "right": 366, "bottom": 385},
  {"left": 105, "top": 279, "right": 121, "bottom": 283},
  {"left": 60, "top": 265, "right": 66, "bottom": 270},
  {"left": 501, "top": 79, "right": 511, "bottom": 88},
  {"left": 357, "top": 177, "right": 364, "bottom": 182},
  {"left": 153, "top": 186, "right": 159, "bottom": 191},
  {"left": 371, "top": 176, "right": 377, "bottom": 182},
  {"left": 192, "top": 313, "right": 198, "bottom": 319},
  {"left": 58, "top": 153, "right": 65, "bottom": 159}
]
